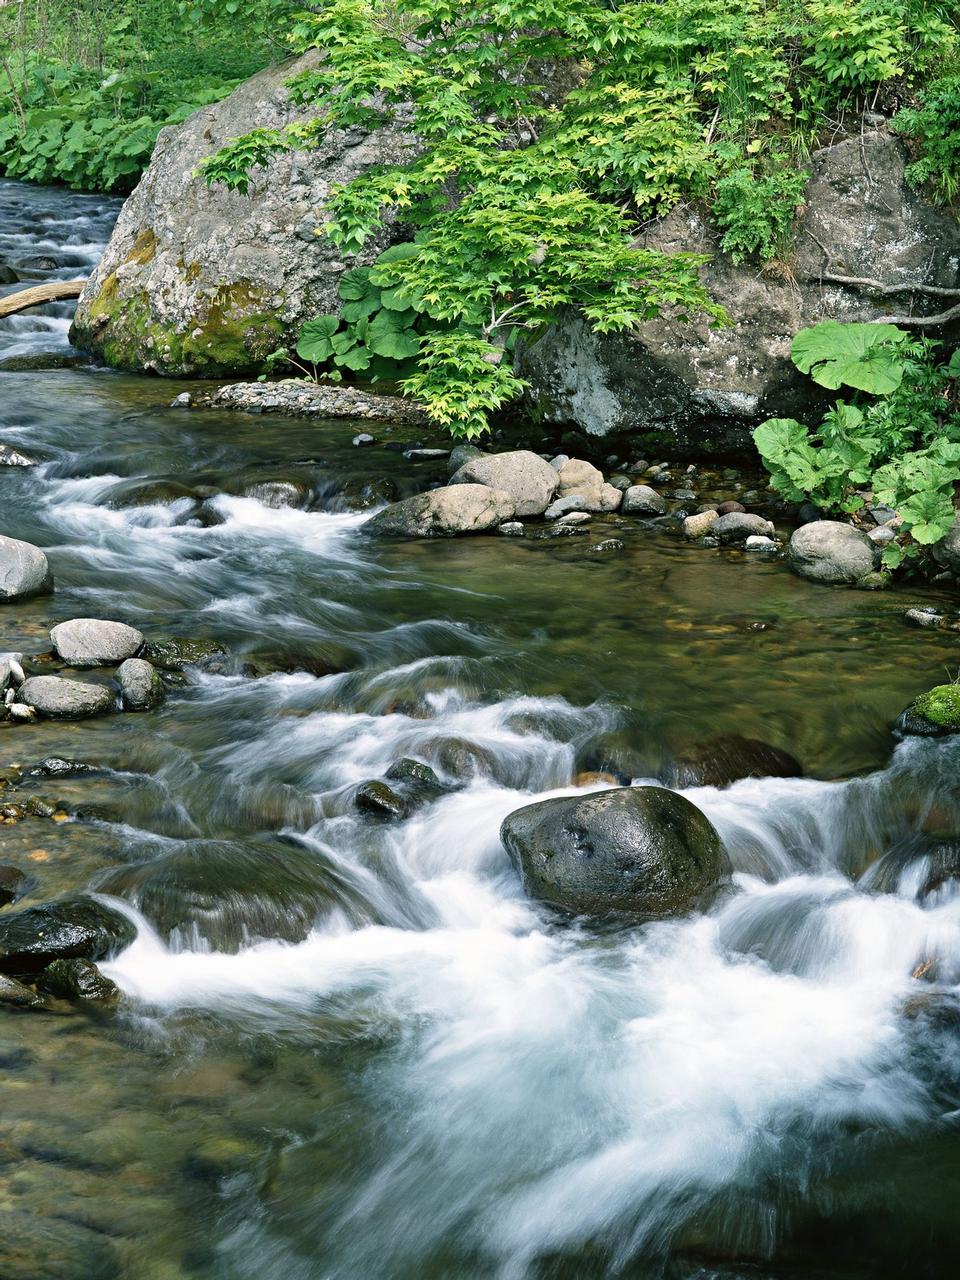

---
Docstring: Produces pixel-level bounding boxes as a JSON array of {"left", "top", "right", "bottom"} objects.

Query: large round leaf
[
  {"left": 790, "top": 321, "right": 910, "bottom": 394},
  {"left": 296, "top": 315, "right": 340, "bottom": 363},
  {"left": 366, "top": 309, "right": 422, "bottom": 360}
]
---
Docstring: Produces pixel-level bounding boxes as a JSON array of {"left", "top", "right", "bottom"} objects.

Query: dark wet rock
[
  {"left": 0, "top": 973, "right": 42, "bottom": 1008},
  {"left": 248, "top": 642, "right": 356, "bottom": 679},
  {"left": 666, "top": 735, "right": 803, "bottom": 789},
  {"left": 537, "top": 522, "right": 589, "bottom": 538},
  {"left": 448, "top": 450, "right": 559, "bottom": 517},
  {"left": 0, "top": 865, "right": 32, "bottom": 906},
  {"left": 0, "top": 263, "right": 18, "bottom": 284},
  {"left": 108, "top": 478, "right": 200, "bottom": 507},
  {"left": 355, "top": 780, "right": 408, "bottom": 820},
  {"left": 431, "top": 737, "right": 503, "bottom": 783},
  {"left": 141, "top": 636, "right": 228, "bottom": 672},
  {"left": 96, "top": 837, "right": 375, "bottom": 952},
  {"left": 29, "top": 757, "right": 103, "bottom": 779},
  {"left": 588, "top": 538, "right": 624, "bottom": 553},
  {"left": 117, "top": 657, "right": 164, "bottom": 711},
  {"left": 335, "top": 476, "right": 399, "bottom": 511},
  {"left": 621, "top": 484, "right": 668, "bottom": 515},
  {"left": 18, "top": 676, "right": 115, "bottom": 720},
  {"left": 0, "top": 351, "right": 89, "bottom": 372},
  {"left": 0, "top": 896, "right": 136, "bottom": 977},
  {"left": 713, "top": 512, "right": 776, "bottom": 544},
  {"left": 50, "top": 618, "right": 144, "bottom": 668},
  {"left": 37, "top": 958, "right": 120, "bottom": 1002},
  {"left": 500, "top": 785, "right": 724, "bottom": 917},
  {"left": 352, "top": 432, "right": 376, "bottom": 447},
  {"left": 897, "top": 684, "right": 960, "bottom": 737},
  {"left": 787, "top": 520, "right": 879, "bottom": 584},
  {"left": 933, "top": 516, "right": 960, "bottom": 576},
  {"left": 715, "top": 500, "right": 746, "bottom": 515},
  {"left": 243, "top": 479, "right": 308, "bottom": 508},
  {"left": 0, "top": 1211, "right": 122, "bottom": 1280},
  {"left": 16, "top": 254, "right": 57, "bottom": 271},
  {"left": 0, "top": 442, "right": 37, "bottom": 467},
  {"left": 0, "top": 534, "right": 52, "bottom": 601},
  {"left": 385, "top": 757, "right": 442, "bottom": 788},
  {"left": 363, "top": 484, "right": 515, "bottom": 537}
]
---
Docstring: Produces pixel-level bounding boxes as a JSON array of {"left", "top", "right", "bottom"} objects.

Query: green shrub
[
  {"left": 895, "top": 75, "right": 960, "bottom": 206},
  {"left": 754, "top": 324, "right": 960, "bottom": 570}
]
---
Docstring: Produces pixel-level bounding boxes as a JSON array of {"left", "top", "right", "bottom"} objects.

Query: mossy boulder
[
  {"left": 898, "top": 685, "right": 960, "bottom": 736},
  {"left": 70, "top": 52, "right": 416, "bottom": 376},
  {"left": 500, "top": 785, "right": 724, "bottom": 918}
]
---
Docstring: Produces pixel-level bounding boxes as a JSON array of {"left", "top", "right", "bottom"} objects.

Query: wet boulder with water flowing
[
  {"left": 666, "top": 734, "right": 803, "bottom": 789},
  {"left": 97, "top": 837, "right": 378, "bottom": 952},
  {"left": 0, "top": 535, "right": 52, "bottom": 601},
  {"left": 117, "top": 657, "right": 165, "bottom": 711},
  {"left": 448, "top": 450, "right": 559, "bottom": 517},
  {"left": 500, "top": 785, "right": 724, "bottom": 918},
  {"left": 363, "top": 484, "right": 515, "bottom": 537},
  {"left": 0, "top": 896, "right": 136, "bottom": 977}
]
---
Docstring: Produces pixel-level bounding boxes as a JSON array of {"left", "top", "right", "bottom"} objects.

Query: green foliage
[
  {"left": 895, "top": 75, "right": 960, "bottom": 207},
  {"left": 754, "top": 323, "right": 960, "bottom": 570},
  {"left": 199, "top": 0, "right": 958, "bottom": 437},
  {"left": 0, "top": 1, "right": 284, "bottom": 192},
  {"left": 790, "top": 320, "right": 913, "bottom": 393},
  {"left": 713, "top": 157, "right": 809, "bottom": 263}
]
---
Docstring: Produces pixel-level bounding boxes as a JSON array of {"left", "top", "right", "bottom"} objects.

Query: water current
[{"left": 3, "top": 178, "right": 960, "bottom": 1280}]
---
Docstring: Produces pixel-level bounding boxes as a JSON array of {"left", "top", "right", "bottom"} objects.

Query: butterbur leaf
[
  {"left": 334, "top": 345, "right": 373, "bottom": 371},
  {"left": 882, "top": 543, "right": 904, "bottom": 569},
  {"left": 898, "top": 488, "right": 957, "bottom": 544},
  {"left": 338, "top": 267, "right": 378, "bottom": 302},
  {"left": 367, "top": 309, "right": 421, "bottom": 359},
  {"left": 791, "top": 321, "right": 910, "bottom": 394},
  {"left": 340, "top": 295, "right": 381, "bottom": 322},
  {"left": 947, "top": 348, "right": 960, "bottom": 378},
  {"left": 296, "top": 315, "right": 340, "bottom": 364}
]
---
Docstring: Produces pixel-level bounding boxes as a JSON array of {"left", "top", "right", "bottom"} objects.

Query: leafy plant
[
  {"left": 754, "top": 322, "right": 960, "bottom": 570},
  {"left": 894, "top": 75, "right": 960, "bottom": 207},
  {"left": 199, "top": 0, "right": 959, "bottom": 437}
]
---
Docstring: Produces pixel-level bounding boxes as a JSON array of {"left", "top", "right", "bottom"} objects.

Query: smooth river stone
[
  {"left": 50, "top": 618, "right": 144, "bottom": 667},
  {"left": 19, "top": 675, "right": 115, "bottom": 720},
  {"left": 0, "top": 534, "right": 52, "bottom": 600}
]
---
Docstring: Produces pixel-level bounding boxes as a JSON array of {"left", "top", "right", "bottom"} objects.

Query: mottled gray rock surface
[
  {"left": 364, "top": 484, "right": 515, "bottom": 537},
  {"left": 71, "top": 52, "right": 417, "bottom": 376},
  {"left": 118, "top": 658, "right": 165, "bottom": 711},
  {"left": 788, "top": 520, "right": 880, "bottom": 584},
  {"left": 19, "top": 676, "right": 115, "bottom": 720},
  {"left": 51, "top": 618, "right": 144, "bottom": 667},
  {"left": 0, "top": 535, "right": 52, "bottom": 600},
  {"left": 449, "top": 450, "right": 559, "bottom": 517},
  {"left": 519, "top": 132, "right": 960, "bottom": 449}
]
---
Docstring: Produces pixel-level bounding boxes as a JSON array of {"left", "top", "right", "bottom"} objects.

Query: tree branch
[
  {"left": 812, "top": 272, "right": 960, "bottom": 299},
  {"left": 876, "top": 301, "right": 960, "bottom": 329}
]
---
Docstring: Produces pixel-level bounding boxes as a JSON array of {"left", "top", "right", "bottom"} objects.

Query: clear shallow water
[{"left": 2, "top": 180, "right": 960, "bottom": 1280}]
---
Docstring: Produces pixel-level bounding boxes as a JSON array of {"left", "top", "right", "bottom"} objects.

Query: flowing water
[{"left": 3, "top": 178, "right": 960, "bottom": 1280}]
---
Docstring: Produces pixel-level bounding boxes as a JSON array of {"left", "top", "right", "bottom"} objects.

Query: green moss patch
[{"left": 910, "top": 685, "right": 960, "bottom": 730}]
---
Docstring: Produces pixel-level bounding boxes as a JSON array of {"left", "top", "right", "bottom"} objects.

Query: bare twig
[
  {"left": 876, "top": 302, "right": 960, "bottom": 329},
  {"left": 813, "top": 272, "right": 960, "bottom": 299},
  {"left": 0, "top": 280, "right": 87, "bottom": 318}
]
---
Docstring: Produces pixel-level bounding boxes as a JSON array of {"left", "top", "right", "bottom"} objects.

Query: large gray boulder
[
  {"left": 449, "top": 450, "right": 559, "bottom": 517},
  {"left": 713, "top": 512, "right": 776, "bottom": 544},
  {"left": 19, "top": 675, "right": 115, "bottom": 719},
  {"left": 519, "top": 132, "right": 960, "bottom": 449},
  {"left": 788, "top": 520, "right": 879, "bottom": 584},
  {"left": 363, "top": 484, "right": 515, "bottom": 537},
  {"left": 50, "top": 618, "right": 144, "bottom": 667},
  {"left": 500, "top": 785, "right": 724, "bottom": 917},
  {"left": 0, "top": 535, "right": 52, "bottom": 600},
  {"left": 70, "top": 52, "right": 417, "bottom": 376},
  {"left": 554, "top": 458, "right": 621, "bottom": 512}
]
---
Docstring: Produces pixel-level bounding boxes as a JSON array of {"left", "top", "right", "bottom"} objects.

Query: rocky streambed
[{"left": 5, "top": 180, "right": 960, "bottom": 1280}]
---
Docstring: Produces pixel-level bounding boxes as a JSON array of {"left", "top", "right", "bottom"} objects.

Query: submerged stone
[
  {"left": 666, "top": 735, "right": 803, "bottom": 789},
  {"left": 141, "top": 636, "right": 228, "bottom": 672}
]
